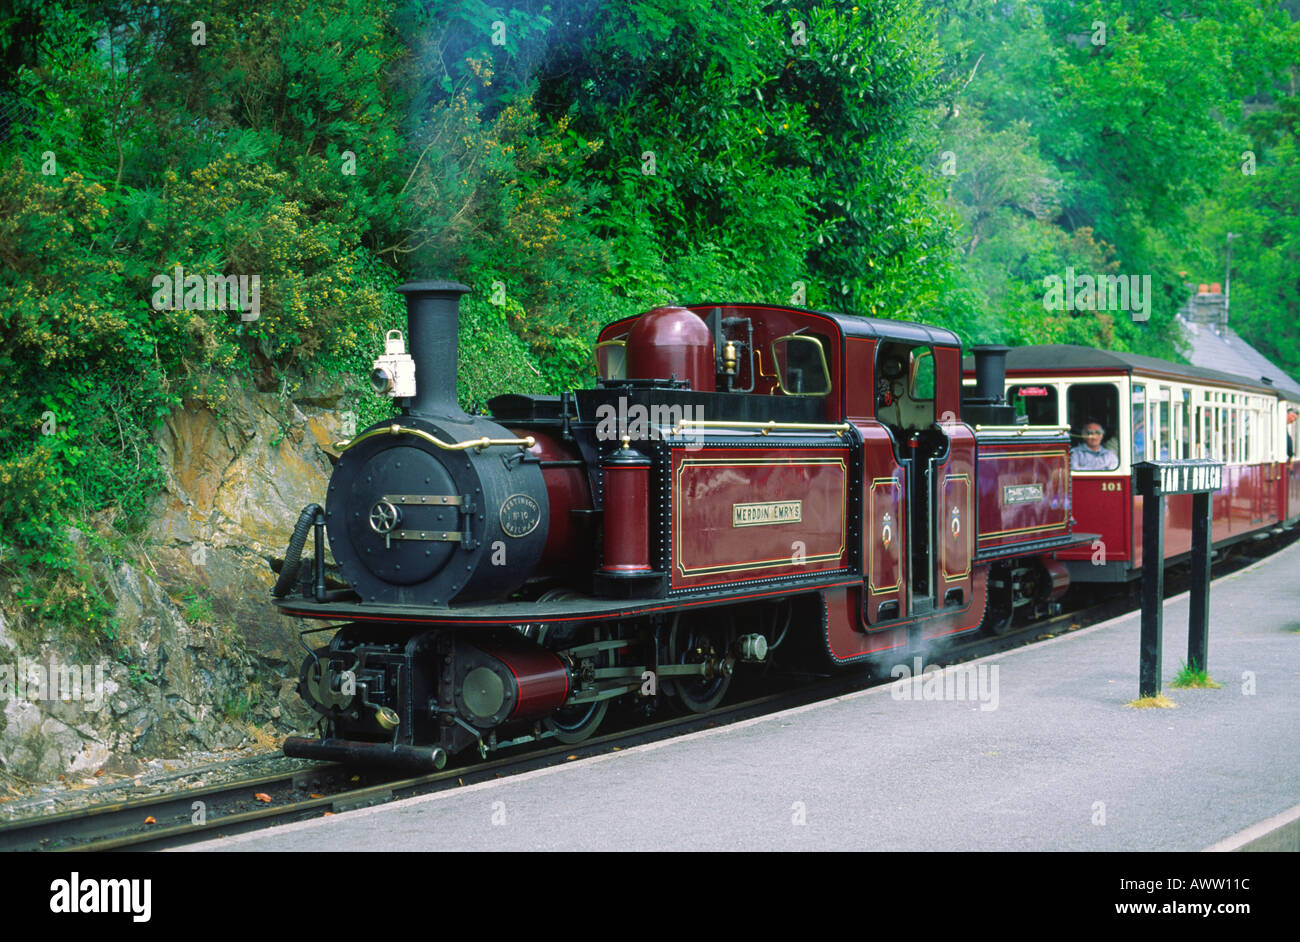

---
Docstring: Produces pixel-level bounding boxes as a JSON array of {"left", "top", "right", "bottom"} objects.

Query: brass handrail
[
  {"left": 335, "top": 424, "right": 536, "bottom": 453},
  {"left": 670, "top": 420, "right": 851, "bottom": 436},
  {"left": 973, "top": 424, "right": 1072, "bottom": 436}
]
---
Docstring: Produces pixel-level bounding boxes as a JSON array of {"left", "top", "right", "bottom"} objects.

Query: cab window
[
  {"left": 596, "top": 338, "right": 627, "bottom": 381},
  {"left": 771, "top": 334, "right": 830, "bottom": 396},
  {"left": 910, "top": 350, "right": 935, "bottom": 400}
]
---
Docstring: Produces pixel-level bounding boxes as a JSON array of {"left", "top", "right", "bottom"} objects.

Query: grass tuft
[
  {"left": 1126, "top": 694, "right": 1178, "bottom": 709},
  {"left": 1170, "top": 660, "right": 1222, "bottom": 689}
]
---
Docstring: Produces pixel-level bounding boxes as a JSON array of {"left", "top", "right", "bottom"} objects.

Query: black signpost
[{"left": 1131, "top": 460, "right": 1225, "bottom": 699}]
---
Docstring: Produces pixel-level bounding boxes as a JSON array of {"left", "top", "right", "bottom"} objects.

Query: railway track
[
  {"left": 4, "top": 528, "right": 1291, "bottom": 851},
  {"left": 0, "top": 616, "right": 1103, "bottom": 852},
  {"left": 0, "top": 681, "right": 866, "bottom": 851}
]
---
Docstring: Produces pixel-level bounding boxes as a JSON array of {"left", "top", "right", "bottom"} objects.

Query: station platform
[{"left": 188, "top": 541, "right": 1300, "bottom": 852}]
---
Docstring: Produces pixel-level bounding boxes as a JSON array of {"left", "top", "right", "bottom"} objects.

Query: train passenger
[{"left": 1071, "top": 421, "right": 1118, "bottom": 470}]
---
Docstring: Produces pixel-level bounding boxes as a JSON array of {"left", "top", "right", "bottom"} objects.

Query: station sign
[{"left": 1133, "top": 460, "right": 1224, "bottom": 497}]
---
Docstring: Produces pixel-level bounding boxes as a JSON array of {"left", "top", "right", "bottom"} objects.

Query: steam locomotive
[{"left": 274, "top": 281, "right": 1089, "bottom": 768}]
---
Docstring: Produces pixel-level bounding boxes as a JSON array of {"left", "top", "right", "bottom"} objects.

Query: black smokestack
[
  {"left": 971, "top": 345, "right": 1011, "bottom": 402},
  {"left": 396, "top": 280, "right": 470, "bottom": 420}
]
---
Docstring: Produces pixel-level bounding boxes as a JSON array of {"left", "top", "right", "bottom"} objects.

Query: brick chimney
[{"left": 1180, "top": 282, "right": 1228, "bottom": 328}]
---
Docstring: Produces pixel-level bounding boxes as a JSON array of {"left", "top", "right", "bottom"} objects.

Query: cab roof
[{"left": 686, "top": 303, "right": 962, "bottom": 348}]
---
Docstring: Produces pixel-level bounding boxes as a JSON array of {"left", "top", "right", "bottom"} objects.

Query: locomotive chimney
[
  {"left": 971, "top": 345, "right": 1011, "bottom": 402},
  {"left": 962, "top": 344, "right": 1017, "bottom": 425},
  {"left": 396, "top": 280, "right": 471, "bottom": 420}
]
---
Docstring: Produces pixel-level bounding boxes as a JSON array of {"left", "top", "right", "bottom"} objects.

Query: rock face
[
  {"left": 0, "top": 376, "right": 351, "bottom": 784},
  {"left": 146, "top": 377, "right": 349, "bottom": 667}
]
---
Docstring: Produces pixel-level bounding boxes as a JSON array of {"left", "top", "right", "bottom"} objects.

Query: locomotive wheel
[
  {"left": 523, "top": 605, "right": 610, "bottom": 745},
  {"left": 982, "top": 566, "right": 1015, "bottom": 636},
  {"left": 667, "top": 611, "right": 734, "bottom": 714},
  {"left": 542, "top": 622, "right": 609, "bottom": 744},
  {"left": 543, "top": 697, "right": 609, "bottom": 745},
  {"left": 984, "top": 606, "right": 1016, "bottom": 636}
]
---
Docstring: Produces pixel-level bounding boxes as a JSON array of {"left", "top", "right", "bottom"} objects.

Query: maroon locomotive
[{"left": 274, "top": 281, "right": 1090, "bottom": 768}]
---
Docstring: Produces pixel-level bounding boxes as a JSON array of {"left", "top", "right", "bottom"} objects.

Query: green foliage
[
  {"left": 221, "top": 687, "right": 257, "bottom": 721},
  {"left": 181, "top": 586, "right": 215, "bottom": 625},
  {"left": 0, "top": 0, "right": 412, "bottom": 639},
  {"left": 118, "top": 650, "right": 156, "bottom": 688},
  {"left": 533, "top": 0, "right": 959, "bottom": 320},
  {"left": 931, "top": 0, "right": 1299, "bottom": 358},
  {"left": 1191, "top": 93, "right": 1300, "bottom": 379}
]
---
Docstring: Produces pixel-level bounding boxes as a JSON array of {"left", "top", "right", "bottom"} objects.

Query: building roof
[{"left": 1177, "top": 316, "right": 1300, "bottom": 401}]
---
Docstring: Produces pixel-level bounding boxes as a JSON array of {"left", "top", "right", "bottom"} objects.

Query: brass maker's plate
[
  {"left": 500, "top": 493, "right": 542, "bottom": 538},
  {"left": 1002, "top": 483, "right": 1045, "bottom": 505}
]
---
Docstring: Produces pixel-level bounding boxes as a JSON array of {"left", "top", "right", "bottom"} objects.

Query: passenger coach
[{"left": 965, "top": 346, "right": 1300, "bottom": 585}]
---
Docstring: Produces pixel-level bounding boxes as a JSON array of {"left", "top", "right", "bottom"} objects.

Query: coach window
[
  {"left": 1153, "top": 386, "right": 1171, "bottom": 460},
  {"left": 1201, "top": 392, "right": 1213, "bottom": 459},
  {"left": 1177, "top": 388, "right": 1192, "bottom": 458},
  {"left": 1226, "top": 396, "right": 1237, "bottom": 463},
  {"left": 1132, "top": 384, "right": 1148, "bottom": 461},
  {"left": 1066, "top": 382, "right": 1121, "bottom": 470},
  {"left": 1263, "top": 398, "right": 1275, "bottom": 461},
  {"left": 1211, "top": 392, "right": 1222, "bottom": 459},
  {"left": 1243, "top": 399, "right": 1254, "bottom": 463},
  {"left": 1008, "top": 383, "right": 1059, "bottom": 425},
  {"left": 1191, "top": 390, "right": 1207, "bottom": 458}
]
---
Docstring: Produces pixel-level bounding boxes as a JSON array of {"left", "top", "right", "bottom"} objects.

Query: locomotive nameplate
[
  {"left": 732, "top": 500, "right": 803, "bottom": 527},
  {"left": 672, "top": 451, "right": 848, "bottom": 589},
  {"left": 1002, "top": 483, "right": 1044, "bottom": 505},
  {"left": 499, "top": 494, "right": 542, "bottom": 538}
]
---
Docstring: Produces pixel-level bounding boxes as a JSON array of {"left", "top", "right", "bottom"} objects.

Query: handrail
[
  {"left": 669, "top": 420, "right": 851, "bottom": 436},
  {"left": 335, "top": 424, "right": 535, "bottom": 453},
  {"left": 973, "top": 424, "right": 1072, "bottom": 436}
]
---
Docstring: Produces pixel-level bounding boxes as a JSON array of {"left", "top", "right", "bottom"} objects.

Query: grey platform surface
[{"left": 188, "top": 541, "right": 1300, "bottom": 852}]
